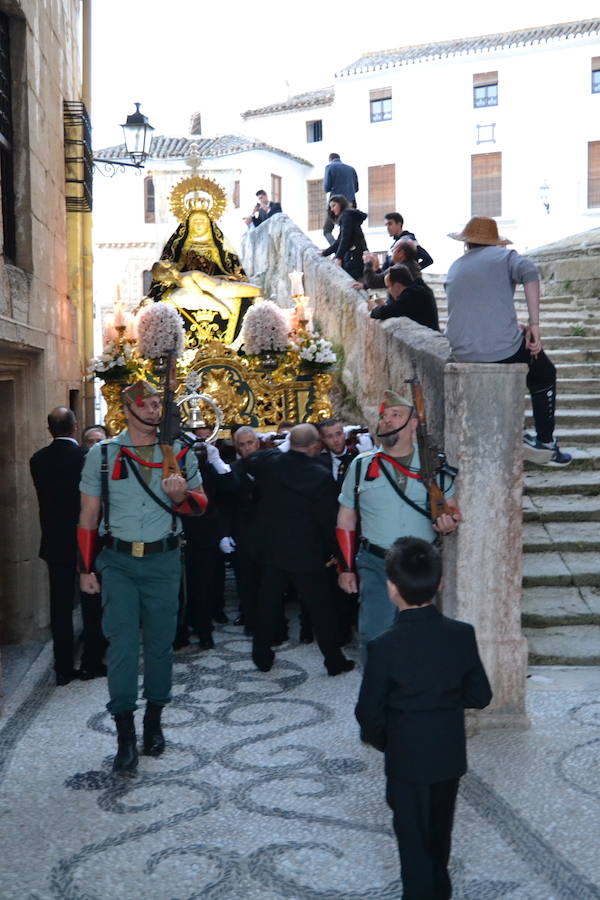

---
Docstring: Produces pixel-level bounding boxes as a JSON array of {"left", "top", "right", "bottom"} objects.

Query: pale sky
[{"left": 91, "top": 0, "right": 600, "bottom": 150}]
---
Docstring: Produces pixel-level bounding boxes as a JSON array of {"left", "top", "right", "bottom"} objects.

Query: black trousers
[
  {"left": 253, "top": 565, "right": 343, "bottom": 668},
  {"left": 497, "top": 337, "right": 556, "bottom": 444},
  {"left": 47, "top": 563, "right": 76, "bottom": 676},
  {"left": 386, "top": 777, "right": 459, "bottom": 900},
  {"left": 184, "top": 543, "right": 223, "bottom": 639},
  {"left": 80, "top": 591, "right": 107, "bottom": 671},
  {"left": 232, "top": 549, "right": 261, "bottom": 629}
]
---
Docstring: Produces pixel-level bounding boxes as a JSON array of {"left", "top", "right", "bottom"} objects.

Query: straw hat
[{"left": 448, "top": 216, "right": 512, "bottom": 246}]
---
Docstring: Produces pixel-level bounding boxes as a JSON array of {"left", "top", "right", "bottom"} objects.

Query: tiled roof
[
  {"left": 94, "top": 133, "right": 312, "bottom": 166},
  {"left": 337, "top": 19, "right": 600, "bottom": 75},
  {"left": 241, "top": 87, "right": 335, "bottom": 119}
]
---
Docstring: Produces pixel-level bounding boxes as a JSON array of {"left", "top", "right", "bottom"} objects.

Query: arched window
[{"left": 144, "top": 175, "right": 155, "bottom": 223}]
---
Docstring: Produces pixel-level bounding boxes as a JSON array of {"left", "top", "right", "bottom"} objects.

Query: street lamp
[
  {"left": 539, "top": 182, "right": 550, "bottom": 214},
  {"left": 120, "top": 103, "right": 155, "bottom": 167}
]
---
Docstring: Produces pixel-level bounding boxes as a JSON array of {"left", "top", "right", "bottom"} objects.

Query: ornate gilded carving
[
  {"left": 101, "top": 381, "right": 127, "bottom": 435},
  {"left": 169, "top": 175, "right": 227, "bottom": 223}
]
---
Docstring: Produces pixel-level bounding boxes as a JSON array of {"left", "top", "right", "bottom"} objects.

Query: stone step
[
  {"left": 522, "top": 585, "right": 600, "bottom": 626},
  {"left": 524, "top": 625, "right": 600, "bottom": 665},
  {"left": 555, "top": 364, "right": 600, "bottom": 378},
  {"left": 542, "top": 393, "right": 600, "bottom": 409},
  {"left": 523, "top": 521, "right": 600, "bottom": 551},
  {"left": 537, "top": 336, "right": 600, "bottom": 348},
  {"left": 525, "top": 411, "right": 600, "bottom": 431},
  {"left": 524, "top": 469, "right": 600, "bottom": 495},
  {"left": 543, "top": 348, "right": 600, "bottom": 362},
  {"left": 523, "top": 492, "right": 600, "bottom": 522},
  {"left": 557, "top": 378, "right": 600, "bottom": 394},
  {"left": 522, "top": 551, "right": 600, "bottom": 587},
  {"left": 550, "top": 427, "right": 600, "bottom": 444}
]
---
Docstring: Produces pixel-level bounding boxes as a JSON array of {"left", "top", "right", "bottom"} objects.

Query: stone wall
[
  {"left": 0, "top": 1, "right": 82, "bottom": 661},
  {"left": 526, "top": 226, "right": 600, "bottom": 299},
  {"left": 242, "top": 214, "right": 529, "bottom": 729}
]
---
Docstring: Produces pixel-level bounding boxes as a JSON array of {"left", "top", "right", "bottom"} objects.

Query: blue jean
[{"left": 356, "top": 547, "right": 397, "bottom": 661}]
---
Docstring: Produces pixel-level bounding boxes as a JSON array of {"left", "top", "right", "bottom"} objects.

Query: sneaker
[{"left": 523, "top": 434, "right": 572, "bottom": 467}]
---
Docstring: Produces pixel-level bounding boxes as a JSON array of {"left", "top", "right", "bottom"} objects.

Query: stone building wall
[
  {"left": 526, "top": 226, "right": 600, "bottom": 299},
  {"left": 242, "top": 214, "right": 529, "bottom": 729},
  {"left": 0, "top": 0, "right": 82, "bottom": 651}
]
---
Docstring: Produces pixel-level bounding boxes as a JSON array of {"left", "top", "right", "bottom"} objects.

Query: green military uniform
[{"left": 80, "top": 431, "right": 201, "bottom": 713}]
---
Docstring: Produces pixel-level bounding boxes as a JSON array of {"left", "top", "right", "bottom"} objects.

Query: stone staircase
[{"left": 427, "top": 274, "right": 600, "bottom": 665}]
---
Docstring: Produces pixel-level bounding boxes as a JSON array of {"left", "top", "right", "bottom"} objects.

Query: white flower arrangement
[
  {"left": 136, "top": 301, "right": 185, "bottom": 359},
  {"left": 299, "top": 334, "right": 337, "bottom": 367},
  {"left": 86, "top": 337, "right": 138, "bottom": 382},
  {"left": 241, "top": 300, "right": 290, "bottom": 355}
]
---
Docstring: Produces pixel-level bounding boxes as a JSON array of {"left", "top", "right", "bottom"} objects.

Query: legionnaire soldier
[
  {"left": 78, "top": 379, "right": 207, "bottom": 776},
  {"left": 337, "top": 390, "right": 460, "bottom": 656}
]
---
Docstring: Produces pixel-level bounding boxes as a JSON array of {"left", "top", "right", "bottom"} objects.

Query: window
[
  {"left": 476, "top": 123, "right": 496, "bottom": 144},
  {"left": 0, "top": 12, "right": 15, "bottom": 260},
  {"left": 144, "top": 175, "right": 155, "bottom": 223},
  {"left": 368, "top": 164, "right": 395, "bottom": 225},
  {"left": 370, "top": 88, "right": 392, "bottom": 123},
  {"left": 592, "top": 58, "right": 600, "bottom": 93},
  {"left": 271, "top": 174, "right": 281, "bottom": 204},
  {"left": 232, "top": 179, "right": 240, "bottom": 209},
  {"left": 473, "top": 72, "right": 498, "bottom": 108},
  {"left": 471, "top": 152, "right": 502, "bottom": 217},
  {"left": 306, "top": 120, "right": 323, "bottom": 143},
  {"left": 142, "top": 270, "right": 152, "bottom": 295},
  {"left": 588, "top": 142, "right": 600, "bottom": 207},
  {"left": 307, "top": 179, "right": 324, "bottom": 231}
]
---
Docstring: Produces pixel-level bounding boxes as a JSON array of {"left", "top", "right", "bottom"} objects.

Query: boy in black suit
[{"left": 355, "top": 537, "right": 492, "bottom": 900}]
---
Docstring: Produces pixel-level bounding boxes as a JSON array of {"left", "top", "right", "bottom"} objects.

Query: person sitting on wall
[
  {"left": 368, "top": 264, "right": 440, "bottom": 331},
  {"left": 321, "top": 194, "right": 368, "bottom": 281},
  {"left": 244, "top": 190, "right": 282, "bottom": 227}
]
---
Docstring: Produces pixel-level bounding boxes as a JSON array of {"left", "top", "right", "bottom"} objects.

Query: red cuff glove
[
  {"left": 175, "top": 489, "right": 208, "bottom": 516},
  {"left": 336, "top": 527, "right": 356, "bottom": 574},
  {"left": 77, "top": 527, "right": 98, "bottom": 574}
]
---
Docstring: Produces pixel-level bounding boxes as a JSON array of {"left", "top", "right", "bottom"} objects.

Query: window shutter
[
  {"left": 473, "top": 71, "right": 498, "bottom": 87},
  {"left": 369, "top": 87, "right": 392, "bottom": 102},
  {"left": 471, "top": 153, "right": 502, "bottom": 217},
  {"left": 368, "top": 164, "right": 395, "bottom": 225},
  {"left": 588, "top": 142, "right": 600, "bottom": 208},
  {"left": 307, "top": 179, "right": 324, "bottom": 231}
]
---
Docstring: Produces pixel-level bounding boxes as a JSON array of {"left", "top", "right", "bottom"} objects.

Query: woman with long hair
[{"left": 321, "top": 194, "right": 368, "bottom": 280}]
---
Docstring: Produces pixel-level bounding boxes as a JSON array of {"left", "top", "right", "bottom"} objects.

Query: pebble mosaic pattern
[{"left": 1, "top": 611, "right": 600, "bottom": 899}]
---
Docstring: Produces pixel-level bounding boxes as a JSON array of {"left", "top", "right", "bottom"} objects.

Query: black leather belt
[
  {"left": 359, "top": 538, "right": 387, "bottom": 559},
  {"left": 104, "top": 535, "right": 180, "bottom": 558}
]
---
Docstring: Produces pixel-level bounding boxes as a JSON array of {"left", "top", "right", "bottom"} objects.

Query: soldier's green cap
[
  {"left": 378, "top": 389, "right": 413, "bottom": 416},
  {"left": 122, "top": 379, "right": 160, "bottom": 408}
]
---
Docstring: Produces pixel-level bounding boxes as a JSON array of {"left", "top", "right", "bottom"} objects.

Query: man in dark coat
[
  {"left": 369, "top": 264, "right": 440, "bottom": 331},
  {"left": 323, "top": 153, "right": 359, "bottom": 244},
  {"left": 242, "top": 424, "right": 354, "bottom": 676},
  {"left": 356, "top": 537, "right": 492, "bottom": 900},
  {"left": 245, "top": 189, "right": 282, "bottom": 227},
  {"left": 30, "top": 408, "right": 89, "bottom": 684}
]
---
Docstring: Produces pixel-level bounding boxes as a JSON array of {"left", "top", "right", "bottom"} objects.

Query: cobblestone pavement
[{"left": 1, "top": 607, "right": 600, "bottom": 900}]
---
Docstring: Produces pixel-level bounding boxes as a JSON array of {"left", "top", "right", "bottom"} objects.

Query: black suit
[
  {"left": 222, "top": 459, "right": 262, "bottom": 630},
  {"left": 30, "top": 438, "right": 85, "bottom": 676},
  {"left": 243, "top": 449, "right": 348, "bottom": 672},
  {"left": 356, "top": 605, "right": 492, "bottom": 900},
  {"left": 251, "top": 202, "right": 282, "bottom": 226}
]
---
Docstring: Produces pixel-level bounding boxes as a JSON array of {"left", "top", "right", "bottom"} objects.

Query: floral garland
[
  {"left": 241, "top": 300, "right": 290, "bottom": 355},
  {"left": 137, "top": 302, "right": 185, "bottom": 359},
  {"left": 87, "top": 337, "right": 138, "bottom": 382}
]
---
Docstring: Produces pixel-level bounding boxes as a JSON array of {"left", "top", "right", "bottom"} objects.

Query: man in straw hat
[
  {"left": 444, "top": 216, "right": 571, "bottom": 466},
  {"left": 78, "top": 379, "right": 207, "bottom": 776},
  {"left": 337, "top": 390, "right": 460, "bottom": 657}
]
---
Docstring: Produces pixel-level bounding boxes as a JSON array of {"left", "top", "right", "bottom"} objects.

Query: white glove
[
  {"left": 277, "top": 434, "right": 291, "bottom": 453},
  {"left": 205, "top": 442, "right": 231, "bottom": 474},
  {"left": 356, "top": 432, "right": 375, "bottom": 453},
  {"left": 219, "top": 536, "right": 236, "bottom": 554}
]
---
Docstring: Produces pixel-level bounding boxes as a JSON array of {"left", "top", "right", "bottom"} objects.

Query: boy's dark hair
[
  {"left": 384, "top": 212, "right": 404, "bottom": 226},
  {"left": 256, "top": 189, "right": 267, "bottom": 197},
  {"left": 316, "top": 417, "right": 342, "bottom": 432},
  {"left": 385, "top": 537, "right": 442, "bottom": 605},
  {"left": 328, "top": 152, "right": 341, "bottom": 161},
  {"left": 387, "top": 264, "right": 414, "bottom": 288}
]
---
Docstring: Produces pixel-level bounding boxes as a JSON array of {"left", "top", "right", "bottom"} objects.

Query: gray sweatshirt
[{"left": 444, "top": 245, "right": 539, "bottom": 362}]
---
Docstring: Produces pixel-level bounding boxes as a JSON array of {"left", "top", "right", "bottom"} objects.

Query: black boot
[
  {"left": 143, "top": 702, "right": 166, "bottom": 756},
  {"left": 112, "top": 711, "right": 138, "bottom": 776}
]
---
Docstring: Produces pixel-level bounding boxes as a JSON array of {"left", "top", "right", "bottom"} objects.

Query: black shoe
[
  {"left": 243, "top": 625, "right": 254, "bottom": 637},
  {"left": 143, "top": 702, "right": 165, "bottom": 757},
  {"left": 173, "top": 626, "right": 190, "bottom": 650},
  {"left": 271, "top": 627, "right": 289, "bottom": 647},
  {"left": 80, "top": 663, "right": 107, "bottom": 680},
  {"left": 299, "top": 630, "right": 314, "bottom": 644},
  {"left": 197, "top": 635, "right": 215, "bottom": 650},
  {"left": 252, "top": 645, "right": 275, "bottom": 672},
  {"left": 113, "top": 711, "right": 138, "bottom": 776},
  {"left": 234, "top": 614, "right": 245, "bottom": 626},
  {"left": 326, "top": 657, "right": 355, "bottom": 677},
  {"left": 213, "top": 612, "right": 229, "bottom": 624},
  {"left": 56, "top": 669, "right": 80, "bottom": 686}
]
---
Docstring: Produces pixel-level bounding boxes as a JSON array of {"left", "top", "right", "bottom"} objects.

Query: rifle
[
  {"left": 158, "top": 349, "right": 182, "bottom": 478},
  {"left": 405, "top": 367, "right": 456, "bottom": 521}
]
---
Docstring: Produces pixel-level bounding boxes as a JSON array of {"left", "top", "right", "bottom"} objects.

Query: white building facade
[{"left": 239, "top": 19, "right": 600, "bottom": 271}]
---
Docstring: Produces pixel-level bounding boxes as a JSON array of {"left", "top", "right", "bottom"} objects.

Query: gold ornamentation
[
  {"left": 101, "top": 381, "right": 127, "bottom": 435},
  {"left": 169, "top": 176, "right": 227, "bottom": 223}
]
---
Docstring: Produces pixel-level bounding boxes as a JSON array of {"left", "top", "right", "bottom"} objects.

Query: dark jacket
[
  {"left": 370, "top": 282, "right": 440, "bottom": 331},
  {"left": 322, "top": 208, "right": 368, "bottom": 280},
  {"left": 355, "top": 605, "right": 492, "bottom": 784},
  {"left": 323, "top": 159, "right": 359, "bottom": 203},
  {"left": 220, "top": 458, "right": 260, "bottom": 555},
  {"left": 242, "top": 448, "right": 338, "bottom": 573},
  {"left": 182, "top": 456, "right": 235, "bottom": 548},
  {"left": 30, "top": 438, "right": 85, "bottom": 565},
  {"left": 251, "top": 202, "right": 282, "bottom": 226}
]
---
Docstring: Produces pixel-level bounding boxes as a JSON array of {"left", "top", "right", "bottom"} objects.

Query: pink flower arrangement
[
  {"left": 241, "top": 300, "right": 291, "bottom": 355},
  {"left": 136, "top": 302, "right": 185, "bottom": 359}
]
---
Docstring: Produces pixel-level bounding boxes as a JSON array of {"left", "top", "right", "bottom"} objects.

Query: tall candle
[
  {"left": 113, "top": 300, "right": 126, "bottom": 329},
  {"left": 289, "top": 270, "right": 304, "bottom": 297}
]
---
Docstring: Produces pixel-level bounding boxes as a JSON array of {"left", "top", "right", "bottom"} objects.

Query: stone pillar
[{"left": 442, "top": 363, "right": 530, "bottom": 729}]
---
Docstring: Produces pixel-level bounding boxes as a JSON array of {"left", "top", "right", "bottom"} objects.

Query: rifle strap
[
  {"left": 100, "top": 443, "right": 112, "bottom": 537},
  {"left": 377, "top": 459, "right": 431, "bottom": 520},
  {"left": 121, "top": 452, "right": 178, "bottom": 533}
]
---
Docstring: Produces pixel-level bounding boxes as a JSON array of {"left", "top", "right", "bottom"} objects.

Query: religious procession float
[{"left": 89, "top": 175, "right": 336, "bottom": 437}]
